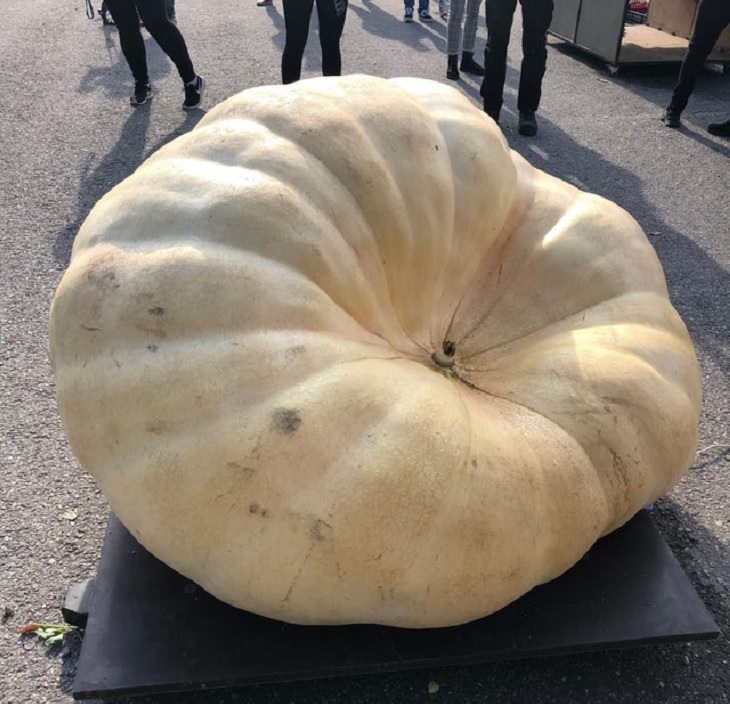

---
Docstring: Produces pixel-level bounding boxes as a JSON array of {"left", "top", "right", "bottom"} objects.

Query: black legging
[
  {"left": 105, "top": 0, "right": 195, "bottom": 86},
  {"left": 669, "top": 0, "right": 730, "bottom": 113},
  {"left": 282, "top": 0, "right": 348, "bottom": 84}
]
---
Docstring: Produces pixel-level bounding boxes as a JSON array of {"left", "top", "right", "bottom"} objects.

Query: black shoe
[
  {"left": 661, "top": 108, "right": 681, "bottom": 128},
  {"left": 707, "top": 118, "right": 730, "bottom": 137},
  {"left": 460, "top": 51, "right": 484, "bottom": 76},
  {"left": 130, "top": 82, "right": 152, "bottom": 106},
  {"left": 446, "top": 54, "right": 460, "bottom": 81},
  {"left": 518, "top": 111, "right": 538, "bottom": 136},
  {"left": 183, "top": 75, "right": 204, "bottom": 110}
]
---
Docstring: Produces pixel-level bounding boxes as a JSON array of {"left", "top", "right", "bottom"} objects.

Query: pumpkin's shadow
[{"left": 52, "top": 108, "right": 204, "bottom": 267}]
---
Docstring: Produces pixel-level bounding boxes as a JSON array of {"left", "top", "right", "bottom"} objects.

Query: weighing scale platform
[{"left": 72, "top": 511, "right": 720, "bottom": 700}]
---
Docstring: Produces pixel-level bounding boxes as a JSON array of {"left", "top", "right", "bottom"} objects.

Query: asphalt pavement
[{"left": 0, "top": 1, "right": 728, "bottom": 703}]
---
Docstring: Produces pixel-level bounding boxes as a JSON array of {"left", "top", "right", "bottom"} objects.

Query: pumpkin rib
[
  {"left": 456, "top": 291, "right": 684, "bottom": 364},
  {"left": 196, "top": 107, "right": 438, "bottom": 357}
]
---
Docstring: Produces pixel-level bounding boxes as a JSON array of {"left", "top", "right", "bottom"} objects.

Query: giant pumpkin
[{"left": 49, "top": 76, "right": 701, "bottom": 628}]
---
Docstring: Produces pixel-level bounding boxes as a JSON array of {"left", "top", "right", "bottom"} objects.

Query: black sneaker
[
  {"left": 130, "top": 82, "right": 152, "bottom": 106},
  {"left": 183, "top": 75, "right": 204, "bottom": 110},
  {"left": 707, "top": 118, "right": 730, "bottom": 137},
  {"left": 661, "top": 108, "right": 681, "bottom": 128},
  {"left": 518, "top": 111, "right": 538, "bottom": 136},
  {"left": 404, "top": 7, "right": 414, "bottom": 21},
  {"left": 419, "top": 10, "right": 434, "bottom": 21}
]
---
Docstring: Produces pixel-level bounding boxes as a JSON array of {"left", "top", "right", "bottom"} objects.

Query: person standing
[
  {"left": 104, "top": 0, "right": 203, "bottom": 109},
  {"left": 446, "top": 0, "right": 484, "bottom": 80},
  {"left": 480, "top": 0, "right": 553, "bottom": 136},
  {"left": 282, "top": 0, "right": 348, "bottom": 84},
  {"left": 661, "top": 0, "right": 730, "bottom": 136},
  {"left": 404, "top": 0, "right": 433, "bottom": 22}
]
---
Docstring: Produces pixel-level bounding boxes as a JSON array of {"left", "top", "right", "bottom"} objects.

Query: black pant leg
[
  {"left": 517, "top": 0, "right": 553, "bottom": 113},
  {"left": 136, "top": 0, "right": 195, "bottom": 83},
  {"left": 282, "top": 0, "right": 315, "bottom": 83},
  {"left": 105, "top": 0, "right": 149, "bottom": 85},
  {"left": 480, "top": 0, "right": 518, "bottom": 115},
  {"left": 669, "top": 0, "right": 730, "bottom": 113},
  {"left": 316, "top": 0, "right": 348, "bottom": 77}
]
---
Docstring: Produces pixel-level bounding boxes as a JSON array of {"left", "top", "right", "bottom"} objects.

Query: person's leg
[
  {"left": 316, "top": 0, "right": 348, "bottom": 77},
  {"left": 282, "top": 0, "right": 315, "bottom": 83},
  {"left": 105, "top": 0, "right": 149, "bottom": 86},
  {"left": 516, "top": 0, "right": 553, "bottom": 115},
  {"left": 136, "top": 0, "right": 195, "bottom": 83},
  {"left": 447, "top": 0, "right": 466, "bottom": 56},
  {"left": 665, "top": 0, "right": 730, "bottom": 122},
  {"left": 460, "top": 0, "right": 484, "bottom": 74},
  {"left": 480, "top": 0, "right": 517, "bottom": 121},
  {"left": 462, "top": 0, "right": 482, "bottom": 52}
]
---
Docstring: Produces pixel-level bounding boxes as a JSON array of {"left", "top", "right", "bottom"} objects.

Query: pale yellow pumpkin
[{"left": 49, "top": 75, "right": 701, "bottom": 628}]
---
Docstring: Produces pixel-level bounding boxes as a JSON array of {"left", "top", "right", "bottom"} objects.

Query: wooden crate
[{"left": 647, "top": 0, "right": 730, "bottom": 52}]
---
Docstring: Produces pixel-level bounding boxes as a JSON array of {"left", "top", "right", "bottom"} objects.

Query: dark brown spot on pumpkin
[
  {"left": 148, "top": 306, "right": 165, "bottom": 316},
  {"left": 249, "top": 503, "right": 260, "bottom": 514},
  {"left": 471, "top": 458, "right": 478, "bottom": 468},
  {"left": 147, "top": 344, "right": 158, "bottom": 353},
  {"left": 272, "top": 408, "right": 302, "bottom": 434},
  {"left": 145, "top": 419, "right": 170, "bottom": 434}
]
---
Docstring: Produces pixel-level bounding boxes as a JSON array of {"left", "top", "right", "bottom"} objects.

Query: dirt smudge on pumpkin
[
  {"left": 610, "top": 448, "right": 631, "bottom": 507},
  {"left": 272, "top": 408, "right": 302, "bottom": 434},
  {"left": 147, "top": 344, "right": 159, "bottom": 353},
  {"left": 148, "top": 306, "right": 165, "bottom": 316},
  {"left": 87, "top": 266, "right": 119, "bottom": 290},
  {"left": 227, "top": 461, "right": 257, "bottom": 478},
  {"left": 309, "top": 518, "right": 333, "bottom": 542},
  {"left": 145, "top": 419, "right": 171, "bottom": 435}
]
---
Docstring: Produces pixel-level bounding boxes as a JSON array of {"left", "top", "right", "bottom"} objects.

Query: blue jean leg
[{"left": 405, "top": 0, "right": 430, "bottom": 10}]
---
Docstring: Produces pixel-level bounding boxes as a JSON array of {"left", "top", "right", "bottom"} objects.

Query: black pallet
[{"left": 73, "top": 511, "right": 719, "bottom": 700}]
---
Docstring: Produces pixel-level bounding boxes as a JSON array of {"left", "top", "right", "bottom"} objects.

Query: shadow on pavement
[
  {"left": 548, "top": 40, "right": 730, "bottom": 154},
  {"left": 350, "top": 0, "right": 447, "bottom": 52},
  {"left": 53, "top": 108, "right": 205, "bottom": 267},
  {"left": 79, "top": 28, "right": 173, "bottom": 100}
]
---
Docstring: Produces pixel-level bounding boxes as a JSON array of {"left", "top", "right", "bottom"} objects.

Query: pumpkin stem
[{"left": 432, "top": 340, "right": 456, "bottom": 368}]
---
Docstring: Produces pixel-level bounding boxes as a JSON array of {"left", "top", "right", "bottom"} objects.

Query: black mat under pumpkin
[{"left": 72, "top": 510, "right": 719, "bottom": 700}]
